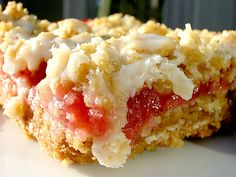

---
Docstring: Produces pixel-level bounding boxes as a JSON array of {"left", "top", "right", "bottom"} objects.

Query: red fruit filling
[
  {"left": 38, "top": 78, "right": 228, "bottom": 143},
  {"left": 123, "top": 80, "right": 229, "bottom": 143},
  {"left": 38, "top": 83, "right": 109, "bottom": 137}
]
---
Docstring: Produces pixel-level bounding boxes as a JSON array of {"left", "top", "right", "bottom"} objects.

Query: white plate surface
[{"left": 0, "top": 113, "right": 236, "bottom": 177}]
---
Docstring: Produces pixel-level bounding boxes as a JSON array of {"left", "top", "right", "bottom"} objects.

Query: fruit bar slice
[{"left": 25, "top": 24, "right": 235, "bottom": 168}]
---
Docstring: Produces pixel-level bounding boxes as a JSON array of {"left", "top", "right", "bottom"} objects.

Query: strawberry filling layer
[
  {"left": 54, "top": 84, "right": 109, "bottom": 137},
  {"left": 37, "top": 83, "right": 109, "bottom": 137},
  {"left": 123, "top": 81, "right": 228, "bottom": 143},
  {"left": 36, "top": 79, "right": 228, "bottom": 143}
]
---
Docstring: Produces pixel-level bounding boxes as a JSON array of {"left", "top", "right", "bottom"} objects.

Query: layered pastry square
[{"left": 0, "top": 2, "right": 235, "bottom": 168}]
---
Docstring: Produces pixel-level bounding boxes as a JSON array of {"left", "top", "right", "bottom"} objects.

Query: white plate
[{"left": 0, "top": 112, "right": 236, "bottom": 177}]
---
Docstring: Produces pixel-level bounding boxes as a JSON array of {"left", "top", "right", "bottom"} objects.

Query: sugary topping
[
  {"left": 167, "top": 24, "right": 235, "bottom": 83},
  {"left": 3, "top": 32, "right": 54, "bottom": 74},
  {"left": 1, "top": 1, "right": 28, "bottom": 20},
  {"left": 159, "top": 62, "right": 194, "bottom": 100},
  {"left": 178, "top": 23, "right": 196, "bottom": 47},
  {"left": 218, "top": 31, "right": 236, "bottom": 58},
  {"left": 50, "top": 18, "right": 91, "bottom": 38},
  {"left": 88, "top": 13, "right": 142, "bottom": 37},
  {"left": 137, "top": 20, "right": 168, "bottom": 35},
  {"left": 0, "top": 1, "right": 50, "bottom": 38},
  {"left": 0, "top": 2, "right": 93, "bottom": 76},
  {"left": 114, "top": 55, "right": 194, "bottom": 100},
  {"left": 113, "top": 33, "right": 175, "bottom": 56},
  {"left": 0, "top": 5, "right": 92, "bottom": 76},
  {"left": 15, "top": 14, "right": 37, "bottom": 32},
  {"left": 46, "top": 44, "right": 91, "bottom": 86},
  {"left": 114, "top": 55, "right": 163, "bottom": 97},
  {"left": 2, "top": 32, "right": 92, "bottom": 75}
]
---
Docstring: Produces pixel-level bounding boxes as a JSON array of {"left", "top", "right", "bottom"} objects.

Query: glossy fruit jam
[
  {"left": 40, "top": 83, "right": 109, "bottom": 137},
  {"left": 123, "top": 81, "right": 228, "bottom": 143}
]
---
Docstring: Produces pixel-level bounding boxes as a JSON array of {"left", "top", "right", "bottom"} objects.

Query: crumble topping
[
  {"left": 0, "top": 1, "right": 50, "bottom": 38},
  {"left": 46, "top": 43, "right": 92, "bottom": 87},
  {"left": 15, "top": 14, "right": 37, "bottom": 32},
  {"left": 112, "top": 33, "right": 175, "bottom": 57},
  {"left": 1, "top": 1, "right": 27, "bottom": 20},
  {"left": 0, "top": 2, "right": 92, "bottom": 76},
  {"left": 51, "top": 18, "right": 91, "bottom": 38},
  {"left": 2, "top": 32, "right": 92, "bottom": 75},
  {"left": 88, "top": 13, "right": 142, "bottom": 37},
  {"left": 178, "top": 23, "right": 196, "bottom": 47},
  {"left": 137, "top": 20, "right": 168, "bottom": 35}
]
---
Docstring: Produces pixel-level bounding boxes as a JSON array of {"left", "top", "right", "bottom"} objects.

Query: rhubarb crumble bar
[{"left": 0, "top": 1, "right": 235, "bottom": 168}]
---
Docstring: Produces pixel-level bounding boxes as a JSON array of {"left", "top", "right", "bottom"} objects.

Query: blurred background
[{"left": 1, "top": 0, "right": 236, "bottom": 31}]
